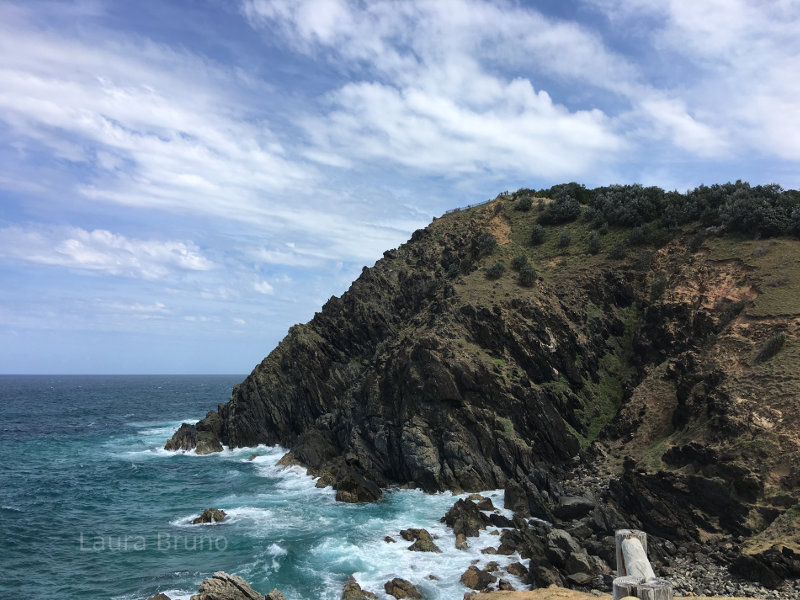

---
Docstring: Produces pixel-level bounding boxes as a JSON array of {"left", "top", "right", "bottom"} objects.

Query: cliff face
[{"left": 167, "top": 193, "right": 799, "bottom": 565}]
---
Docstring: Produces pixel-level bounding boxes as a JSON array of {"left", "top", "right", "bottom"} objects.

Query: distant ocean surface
[{"left": 0, "top": 375, "right": 523, "bottom": 600}]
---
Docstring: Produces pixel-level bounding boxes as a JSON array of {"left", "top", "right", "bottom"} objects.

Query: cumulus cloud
[{"left": 0, "top": 225, "right": 214, "bottom": 280}]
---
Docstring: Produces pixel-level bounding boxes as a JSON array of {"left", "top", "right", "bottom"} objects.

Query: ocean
[{"left": 0, "top": 375, "right": 525, "bottom": 599}]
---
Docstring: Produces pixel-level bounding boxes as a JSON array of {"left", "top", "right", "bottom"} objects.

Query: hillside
[{"left": 166, "top": 182, "right": 800, "bottom": 590}]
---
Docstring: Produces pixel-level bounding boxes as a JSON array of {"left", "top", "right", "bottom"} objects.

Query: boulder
[
  {"left": 547, "top": 528, "right": 582, "bottom": 555},
  {"left": 333, "top": 466, "right": 382, "bottom": 503},
  {"left": 190, "top": 572, "right": 263, "bottom": 600},
  {"left": 455, "top": 533, "right": 469, "bottom": 550},
  {"left": 528, "top": 562, "right": 564, "bottom": 588},
  {"left": 383, "top": 578, "right": 422, "bottom": 599},
  {"left": 192, "top": 508, "right": 227, "bottom": 524},
  {"left": 564, "top": 551, "right": 593, "bottom": 575},
  {"left": 385, "top": 536, "right": 397, "bottom": 543},
  {"left": 566, "top": 572, "right": 593, "bottom": 586},
  {"left": 498, "top": 579, "right": 515, "bottom": 591},
  {"left": 147, "top": 595, "right": 171, "bottom": 600},
  {"left": 503, "top": 479, "right": 529, "bottom": 516},
  {"left": 265, "top": 591, "right": 287, "bottom": 600},
  {"left": 554, "top": 496, "right": 595, "bottom": 521},
  {"left": 342, "top": 576, "right": 378, "bottom": 600},
  {"left": 488, "top": 513, "right": 514, "bottom": 528},
  {"left": 442, "top": 499, "right": 489, "bottom": 537},
  {"left": 460, "top": 566, "right": 497, "bottom": 590},
  {"left": 401, "top": 528, "right": 442, "bottom": 553},
  {"left": 505, "top": 562, "right": 528, "bottom": 578}
]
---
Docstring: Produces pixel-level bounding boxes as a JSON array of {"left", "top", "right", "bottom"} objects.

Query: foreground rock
[
  {"left": 400, "top": 528, "right": 442, "bottom": 553},
  {"left": 193, "top": 508, "right": 227, "bottom": 524},
  {"left": 342, "top": 576, "right": 378, "bottom": 600},
  {"left": 460, "top": 565, "right": 497, "bottom": 591},
  {"left": 190, "top": 572, "right": 264, "bottom": 600},
  {"left": 384, "top": 578, "right": 422, "bottom": 599}
]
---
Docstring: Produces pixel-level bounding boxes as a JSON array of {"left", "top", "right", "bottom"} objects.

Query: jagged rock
[
  {"left": 505, "top": 562, "right": 528, "bottom": 578},
  {"left": 383, "top": 578, "right": 422, "bottom": 599},
  {"left": 565, "top": 551, "right": 593, "bottom": 575},
  {"left": 497, "top": 527, "right": 546, "bottom": 559},
  {"left": 480, "top": 546, "right": 497, "bottom": 554},
  {"left": 554, "top": 495, "right": 595, "bottom": 521},
  {"left": 400, "top": 528, "right": 442, "bottom": 553},
  {"left": 192, "top": 508, "right": 226, "bottom": 524},
  {"left": 165, "top": 411, "right": 223, "bottom": 454},
  {"left": 455, "top": 533, "right": 469, "bottom": 550},
  {"left": 460, "top": 565, "right": 496, "bottom": 590},
  {"left": 566, "top": 572, "right": 593, "bottom": 586},
  {"left": 385, "top": 536, "right": 397, "bottom": 543},
  {"left": 503, "top": 479, "right": 529, "bottom": 516},
  {"left": 190, "top": 571, "right": 263, "bottom": 600},
  {"left": 443, "top": 499, "right": 489, "bottom": 537},
  {"left": 265, "top": 591, "right": 286, "bottom": 600},
  {"left": 147, "top": 594, "right": 171, "bottom": 600},
  {"left": 342, "top": 575, "right": 378, "bottom": 600},
  {"left": 488, "top": 513, "right": 514, "bottom": 528},
  {"left": 498, "top": 579, "right": 515, "bottom": 591},
  {"left": 333, "top": 466, "right": 382, "bottom": 503},
  {"left": 528, "top": 561, "right": 564, "bottom": 588},
  {"left": 547, "top": 528, "right": 582, "bottom": 555}
]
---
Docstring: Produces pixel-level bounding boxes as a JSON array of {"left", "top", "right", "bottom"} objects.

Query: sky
[{"left": 1, "top": 0, "right": 799, "bottom": 374}]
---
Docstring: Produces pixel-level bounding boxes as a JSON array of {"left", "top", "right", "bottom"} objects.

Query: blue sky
[{"left": 1, "top": 0, "right": 799, "bottom": 374}]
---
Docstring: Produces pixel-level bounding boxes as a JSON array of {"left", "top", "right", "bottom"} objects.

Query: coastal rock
[
  {"left": 192, "top": 508, "right": 226, "bottom": 524},
  {"left": 383, "top": 578, "right": 422, "bottom": 599},
  {"left": 443, "top": 499, "right": 489, "bottom": 537},
  {"left": 505, "top": 562, "right": 528, "bottom": 579},
  {"left": 265, "top": 591, "right": 287, "bottom": 600},
  {"left": 400, "top": 528, "right": 442, "bottom": 553},
  {"left": 165, "top": 411, "right": 223, "bottom": 455},
  {"left": 554, "top": 495, "right": 595, "bottom": 521},
  {"left": 460, "top": 566, "right": 497, "bottom": 590},
  {"left": 147, "top": 594, "right": 171, "bottom": 600},
  {"left": 190, "top": 571, "right": 262, "bottom": 600},
  {"left": 342, "top": 575, "right": 378, "bottom": 600},
  {"left": 498, "top": 579, "right": 515, "bottom": 591},
  {"left": 455, "top": 533, "right": 469, "bottom": 550}
]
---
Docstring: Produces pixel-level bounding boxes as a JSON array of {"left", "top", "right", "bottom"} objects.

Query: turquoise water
[{"left": 0, "top": 375, "right": 524, "bottom": 599}]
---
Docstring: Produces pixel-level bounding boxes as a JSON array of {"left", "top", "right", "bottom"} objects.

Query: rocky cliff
[{"left": 167, "top": 185, "right": 800, "bottom": 585}]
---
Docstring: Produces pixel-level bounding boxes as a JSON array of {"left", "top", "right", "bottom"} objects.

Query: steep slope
[{"left": 166, "top": 188, "right": 800, "bottom": 579}]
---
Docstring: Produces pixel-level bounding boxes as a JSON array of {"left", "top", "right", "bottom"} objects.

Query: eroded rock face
[
  {"left": 442, "top": 499, "right": 489, "bottom": 537},
  {"left": 189, "top": 572, "right": 263, "bottom": 600}
]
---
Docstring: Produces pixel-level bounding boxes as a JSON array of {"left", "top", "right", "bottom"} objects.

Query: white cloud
[
  {"left": 0, "top": 225, "right": 214, "bottom": 280},
  {"left": 244, "top": 0, "right": 628, "bottom": 178},
  {"left": 253, "top": 279, "right": 275, "bottom": 295}
]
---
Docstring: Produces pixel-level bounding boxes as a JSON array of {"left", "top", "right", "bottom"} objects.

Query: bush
[
  {"left": 515, "top": 197, "right": 532, "bottom": 211},
  {"left": 530, "top": 224, "right": 546, "bottom": 246},
  {"left": 485, "top": 261, "right": 506, "bottom": 279},
  {"left": 538, "top": 194, "right": 581, "bottom": 225},
  {"left": 587, "top": 230, "right": 601, "bottom": 255},
  {"left": 511, "top": 254, "right": 529, "bottom": 271},
  {"left": 754, "top": 332, "right": 787, "bottom": 363},
  {"left": 608, "top": 241, "right": 627, "bottom": 259},
  {"left": 689, "top": 231, "right": 706, "bottom": 252},
  {"left": 473, "top": 232, "right": 498, "bottom": 258},
  {"left": 537, "top": 198, "right": 545, "bottom": 211},
  {"left": 650, "top": 275, "right": 667, "bottom": 301},
  {"left": 558, "top": 231, "right": 572, "bottom": 248},
  {"left": 628, "top": 225, "right": 649, "bottom": 246},
  {"left": 519, "top": 264, "right": 537, "bottom": 287}
]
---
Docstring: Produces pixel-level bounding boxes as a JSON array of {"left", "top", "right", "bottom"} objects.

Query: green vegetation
[
  {"left": 485, "top": 261, "right": 506, "bottom": 279},
  {"left": 650, "top": 275, "right": 667, "bottom": 301},
  {"left": 510, "top": 254, "right": 528, "bottom": 271},
  {"left": 529, "top": 224, "right": 546, "bottom": 245},
  {"left": 558, "top": 231, "right": 572, "bottom": 247},
  {"left": 755, "top": 332, "right": 787, "bottom": 363},
  {"left": 587, "top": 230, "right": 601, "bottom": 255},
  {"left": 515, "top": 196, "right": 532, "bottom": 211},
  {"left": 518, "top": 264, "right": 537, "bottom": 287},
  {"left": 473, "top": 232, "right": 498, "bottom": 258},
  {"left": 538, "top": 194, "right": 581, "bottom": 225}
]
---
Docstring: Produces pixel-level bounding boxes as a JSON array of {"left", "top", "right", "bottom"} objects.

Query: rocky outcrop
[
  {"left": 166, "top": 193, "right": 800, "bottom": 590},
  {"left": 189, "top": 572, "right": 263, "bottom": 600},
  {"left": 342, "top": 576, "right": 378, "bottom": 600},
  {"left": 193, "top": 508, "right": 226, "bottom": 524},
  {"left": 460, "top": 565, "right": 497, "bottom": 591},
  {"left": 400, "top": 528, "right": 442, "bottom": 553},
  {"left": 383, "top": 578, "right": 422, "bottom": 599},
  {"left": 147, "top": 594, "right": 171, "bottom": 600}
]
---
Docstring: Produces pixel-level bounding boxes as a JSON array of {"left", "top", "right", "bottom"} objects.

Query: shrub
[
  {"left": 538, "top": 194, "right": 581, "bottom": 225},
  {"left": 519, "top": 264, "right": 537, "bottom": 287},
  {"left": 628, "top": 225, "right": 649, "bottom": 246},
  {"left": 530, "top": 224, "right": 546, "bottom": 246},
  {"left": 650, "top": 275, "right": 667, "bottom": 301},
  {"left": 558, "top": 231, "right": 572, "bottom": 247},
  {"left": 473, "top": 232, "right": 498, "bottom": 258},
  {"left": 515, "top": 197, "right": 532, "bottom": 211},
  {"left": 608, "top": 242, "right": 627, "bottom": 259},
  {"left": 537, "top": 198, "right": 545, "bottom": 211},
  {"left": 511, "top": 254, "right": 529, "bottom": 271},
  {"left": 587, "top": 230, "right": 601, "bottom": 255},
  {"left": 485, "top": 261, "right": 506, "bottom": 280},
  {"left": 689, "top": 231, "right": 706, "bottom": 252},
  {"left": 754, "top": 332, "right": 787, "bottom": 363}
]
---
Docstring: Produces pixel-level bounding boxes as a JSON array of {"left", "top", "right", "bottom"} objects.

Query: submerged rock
[
  {"left": 190, "top": 571, "right": 263, "bottom": 600},
  {"left": 192, "top": 508, "right": 227, "bottom": 524}
]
